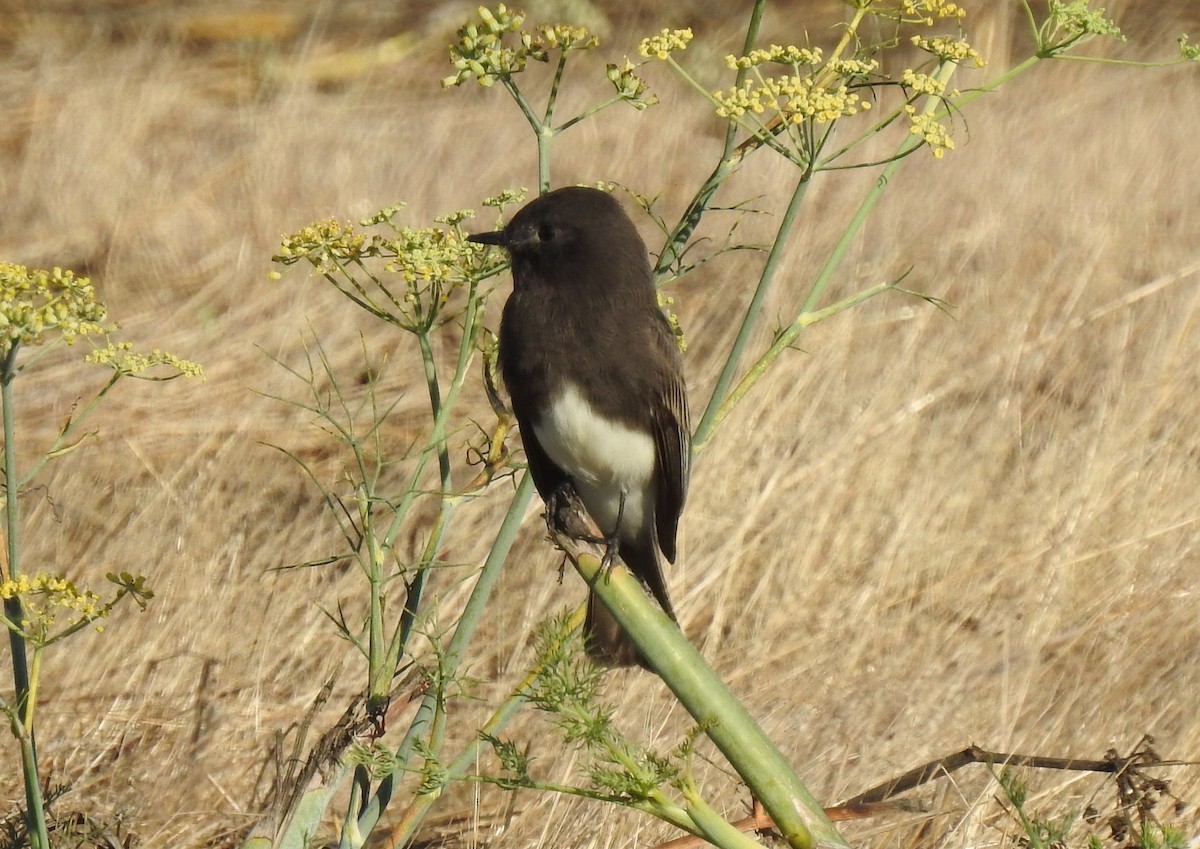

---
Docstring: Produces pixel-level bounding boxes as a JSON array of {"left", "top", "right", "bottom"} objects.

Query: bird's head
[{"left": 468, "top": 186, "right": 645, "bottom": 278}]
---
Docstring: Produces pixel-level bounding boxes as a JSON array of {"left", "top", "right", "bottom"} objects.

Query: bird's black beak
[{"left": 467, "top": 230, "right": 508, "bottom": 246}]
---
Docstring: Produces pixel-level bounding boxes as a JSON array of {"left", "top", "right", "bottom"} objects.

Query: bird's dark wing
[
  {"left": 513, "top": 411, "right": 570, "bottom": 503},
  {"left": 651, "top": 318, "right": 690, "bottom": 564},
  {"left": 498, "top": 286, "right": 571, "bottom": 503}
]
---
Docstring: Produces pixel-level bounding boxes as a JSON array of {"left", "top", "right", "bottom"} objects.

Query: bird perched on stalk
[{"left": 468, "top": 186, "right": 690, "bottom": 668}]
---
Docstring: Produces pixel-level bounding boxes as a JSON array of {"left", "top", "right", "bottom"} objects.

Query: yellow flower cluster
[
  {"left": 905, "top": 106, "right": 954, "bottom": 157},
  {"left": 714, "top": 76, "right": 868, "bottom": 124},
  {"left": 657, "top": 291, "right": 686, "bottom": 352},
  {"left": 902, "top": 0, "right": 966, "bottom": 25},
  {"left": 1049, "top": 1, "right": 1123, "bottom": 39},
  {"left": 538, "top": 23, "right": 597, "bottom": 51},
  {"left": 638, "top": 28, "right": 693, "bottom": 60},
  {"left": 0, "top": 262, "right": 107, "bottom": 354},
  {"left": 902, "top": 68, "right": 947, "bottom": 95},
  {"left": 1180, "top": 35, "right": 1200, "bottom": 61},
  {"left": 725, "top": 44, "right": 822, "bottom": 70},
  {"left": 434, "top": 209, "right": 475, "bottom": 228},
  {"left": 86, "top": 341, "right": 204, "bottom": 379},
  {"left": 274, "top": 205, "right": 504, "bottom": 330},
  {"left": 911, "top": 34, "right": 985, "bottom": 67},
  {"left": 275, "top": 219, "right": 370, "bottom": 270},
  {"left": 444, "top": 5, "right": 537, "bottom": 87},
  {"left": 606, "top": 59, "right": 657, "bottom": 110},
  {"left": 828, "top": 57, "right": 880, "bottom": 77},
  {"left": 387, "top": 226, "right": 475, "bottom": 290},
  {"left": 359, "top": 203, "right": 407, "bottom": 228},
  {"left": 1, "top": 572, "right": 105, "bottom": 632},
  {"left": 442, "top": 6, "right": 598, "bottom": 88},
  {"left": 482, "top": 188, "right": 528, "bottom": 211}
]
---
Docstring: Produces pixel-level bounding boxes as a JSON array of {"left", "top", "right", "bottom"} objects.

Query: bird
[{"left": 468, "top": 186, "right": 690, "bottom": 667}]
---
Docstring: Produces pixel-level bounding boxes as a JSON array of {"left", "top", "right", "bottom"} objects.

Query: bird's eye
[{"left": 537, "top": 224, "right": 555, "bottom": 242}]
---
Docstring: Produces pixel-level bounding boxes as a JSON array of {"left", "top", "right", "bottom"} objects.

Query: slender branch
[
  {"left": 380, "top": 280, "right": 484, "bottom": 555},
  {"left": 839, "top": 742, "right": 1184, "bottom": 807},
  {"left": 701, "top": 61, "right": 961, "bottom": 443},
  {"left": 417, "top": 332, "right": 451, "bottom": 491},
  {"left": 652, "top": 0, "right": 769, "bottom": 281},
  {"left": 499, "top": 75, "right": 554, "bottom": 193},
  {"left": 1, "top": 344, "right": 49, "bottom": 849},
  {"left": 500, "top": 75, "right": 543, "bottom": 133},
  {"left": 18, "top": 371, "right": 119, "bottom": 489},
  {"left": 363, "top": 484, "right": 390, "bottom": 712},
  {"left": 544, "top": 51, "right": 569, "bottom": 125},
  {"left": 554, "top": 95, "right": 623, "bottom": 133},
  {"left": 536, "top": 125, "right": 553, "bottom": 195},
  {"left": 388, "top": 276, "right": 488, "bottom": 662},
  {"left": 723, "top": 0, "right": 767, "bottom": 155},
  {"left": 693, "top": 172, "right": 811, "bottom": 450},
  {"left": 367, "top": 472, "right": 537, "bottom": 846}
]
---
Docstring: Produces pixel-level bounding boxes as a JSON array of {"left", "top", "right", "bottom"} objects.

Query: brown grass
[{"left": 1, "top": 2, "right": 1198, "bottom": 847}]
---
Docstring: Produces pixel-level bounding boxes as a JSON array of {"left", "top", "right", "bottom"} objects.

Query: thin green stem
[
  {"left": 692, "top": 172, "right": 811, "bottom": 451},
  {"left": 16, "top": 731, "right": 45, "bottom": 845},
  {"left": 554, "top": 96, "right": 623, "bottom": 133},
  {"left": 500, "top": 75, "right": 554, "bottom": 193},
  {"left": 723, "top": 0, "right": 767, "bottom": 154},
  {"left": 363, "top": 472, "right": 537, "bottom": 846},
  {"left": 703, "top": 63, "right": 960, "bottom": 439},
  {"left": 3, "top": 348, "right": 23, "bottom": 589},
  {"left": 388, "top": 276, "right": 487, "bottom": 648},
  {"left": 1019, "top": 0, "right": 1038, "bottom": 41},
  {"left": 1, "top": 345, "right": 49, "bottom": 849},
  {"left": 381, "top": 281, "right": 484, "bottom": 553},
  {"left": 652, "top": 0, "right": 769, "bottom": 281},
  {"left": 501, "top": 76, "right": 543, "bottom": 133},
  {"left": 18, "top": 372, "right": 119, "bottom": 489},
  {"left": 1051, "top": 54, "right": 1189, "bottom": 67},
  {"left": 544, "top": 51, "right": 569, "bottom": 125},
  {"left": 24, "top": 645, "right": 42, "bottom": 731},
  {"left": 713, "top": 283, "right": 891, "bottom": 429},
  {"left": 536, "top": 125, "right": 553, "bottom": 195},
  {"left": 663, "top": 56, "right": 803, "bottom": 168},
  {"left": 938, "top": 54, "right": 1041, "bottom": 115},
  {"left": 417, "top": 333, "right": 451, "bottom": 491},
  {"left": 362, "top": 484, "right": 391, "bottom": 712}
]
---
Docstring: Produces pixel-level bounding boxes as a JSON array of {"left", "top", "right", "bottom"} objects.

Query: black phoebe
[{"left": 469, "top": 186, "right": 690, "bottom": 667}]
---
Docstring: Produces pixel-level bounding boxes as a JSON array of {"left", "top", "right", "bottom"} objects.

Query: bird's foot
[
  {"left": 598, "top": 531, "right": 621, "bottom": 574},
  {"left": 596, "top": 490, "right": 627, "bottom": 578},
  {"left": 545, "top": 484, "right": 627, "bottom": 581},
  {"left": 546, "top": 482, "right": 593, "bottom": 541}
]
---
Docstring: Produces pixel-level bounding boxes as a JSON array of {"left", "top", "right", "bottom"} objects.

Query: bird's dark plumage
[{"left": 469, "top": 186, "right": 690, "bottom": 667}]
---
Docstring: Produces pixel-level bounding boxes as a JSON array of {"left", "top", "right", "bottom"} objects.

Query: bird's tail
[{"left": 583, "top": 538, "right": 677, "bottom": 669}]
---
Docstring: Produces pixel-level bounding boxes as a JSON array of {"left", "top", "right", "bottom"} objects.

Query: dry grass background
[{"left": 1, "top": 1, "right": 1199, "bottom": 847}]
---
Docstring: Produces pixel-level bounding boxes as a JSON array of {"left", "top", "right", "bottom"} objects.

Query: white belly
[{"left": 532, "top": 383, "right": 655, "bottom": 536}]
